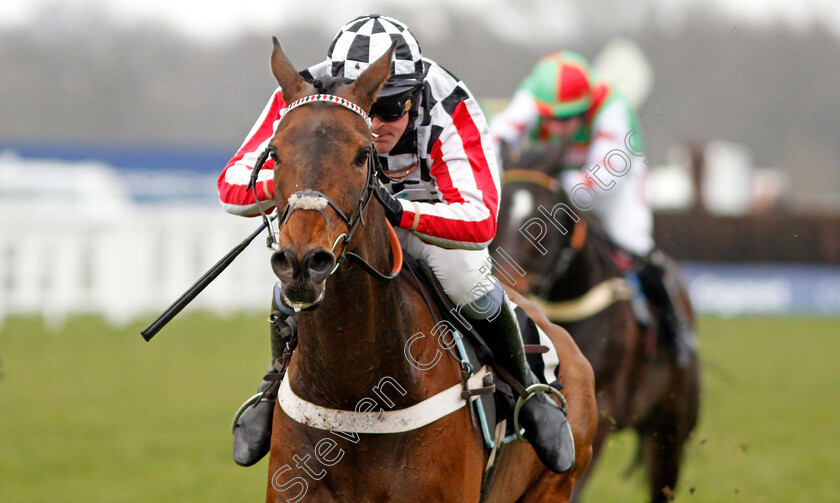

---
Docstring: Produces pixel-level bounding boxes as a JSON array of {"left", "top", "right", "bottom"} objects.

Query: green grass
[
  {"left": 1, "top": 314, "right": 839, "bottom": 502},
  {"left": 581, "top": 316, "right": 840, "bottom": 502},
  {"left": 0, "top": 313, "right": 269, "bottom": 502}
]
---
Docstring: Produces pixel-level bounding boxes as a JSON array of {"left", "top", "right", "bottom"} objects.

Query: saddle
[{"left": 401, "top": 253, "right": 565, "bottom": 443}]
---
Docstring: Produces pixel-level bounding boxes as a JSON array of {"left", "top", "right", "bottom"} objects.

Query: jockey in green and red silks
[
  {"left": 491, "top": 50, "right": 651, "bottom": 256},
  {"left": 491, "top": 50, "right": 696, "bottom": 368}
]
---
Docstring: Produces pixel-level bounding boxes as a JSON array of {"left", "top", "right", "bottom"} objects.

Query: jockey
[
  {"left": 490, "top": 51, "right": 696, "bottom": 368},
  {"left": 219, "top": 15, "right": 574, "bottom": 473}
]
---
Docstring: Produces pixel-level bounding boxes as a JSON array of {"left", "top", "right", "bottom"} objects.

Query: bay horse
[
  {"left": 492, "top": 145, "right": 700, "bottom": 502},
  {"left": 261, "top": 39, "right": 597, "bottom": 502}
]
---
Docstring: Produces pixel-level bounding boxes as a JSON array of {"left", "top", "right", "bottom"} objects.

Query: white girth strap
[
  {"left": 529, "top": 277, "right": 633, "bottom": 322},
  {"left": 278, "top": 366, "right": 488, "bottom": 434}
]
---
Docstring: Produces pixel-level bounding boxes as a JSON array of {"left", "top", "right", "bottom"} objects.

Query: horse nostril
[
  {"left": 271, "top": 248, "right": 298, "bottom": 281},
  {"left": 304, "top": 248, "right": 336, "bottom": 279}
]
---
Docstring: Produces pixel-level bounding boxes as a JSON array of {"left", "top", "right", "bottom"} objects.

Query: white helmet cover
[{"left": 327, "top": 14, "right": 425, "bottom": 97}]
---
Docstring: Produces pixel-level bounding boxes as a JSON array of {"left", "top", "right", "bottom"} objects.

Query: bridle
[
  {"left": 247, "top": 93, "right": 401, "bottom": 282},
  {"left": 502, "top": 169, "right": 587, "bottom": 298}
]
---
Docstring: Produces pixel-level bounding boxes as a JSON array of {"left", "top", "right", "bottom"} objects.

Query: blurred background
[{"left": 1, "top": 0, "right": 838, "bottom": 501}]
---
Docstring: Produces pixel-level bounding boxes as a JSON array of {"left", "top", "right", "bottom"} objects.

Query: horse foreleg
[
  {"left": 640, "top": 364, "right": 700, "bottom": 503},
  {"left": 517, "top": 470, "right": 577, "bottom": 503},
  {"left": 640, "top": 422, "right": 682, "bottom": 503},
  {"left": 569, "top": 416, "right": 612, "bottom": 503},
  {"left": 518, "top": 375, "right": 596, "bottom": 503}
]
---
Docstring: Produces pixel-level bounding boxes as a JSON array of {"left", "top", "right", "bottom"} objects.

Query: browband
[{"left": 279, "top": 94, "right": 372, "bottom": 129}]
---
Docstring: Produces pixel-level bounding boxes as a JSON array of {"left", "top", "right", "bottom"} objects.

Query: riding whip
[{"left": 140, "top": 213, "right": 277, "bottom": 341}]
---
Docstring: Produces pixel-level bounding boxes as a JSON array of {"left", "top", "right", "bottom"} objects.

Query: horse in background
[
  {"left": 493, "top": 145, "right": 700, "bottom": 502},
  {"left": 261, "top": 39, "right": 597, "bottom": 502}
]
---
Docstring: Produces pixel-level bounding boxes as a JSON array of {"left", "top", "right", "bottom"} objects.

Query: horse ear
[
  {"left": 350, "top": 40, "right": 397, "bottom": 110},
  {"left": 270, "top": 37, "right": 309, "bottom": 102}
]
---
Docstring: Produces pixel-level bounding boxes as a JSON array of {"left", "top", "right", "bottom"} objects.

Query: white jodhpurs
[{"left": 395, "top": 228, "right": 504, "bottom": 320}]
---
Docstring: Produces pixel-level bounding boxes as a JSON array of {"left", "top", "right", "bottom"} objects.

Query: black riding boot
[
  {"left": 637, "top": 251, "right": 697, "bottom": 368},
  {"left": 232, "top": 302, "right": 297, "bottom": 467},
  {"left": 465, "top": 301, "right": 575, "bottom": 474}
]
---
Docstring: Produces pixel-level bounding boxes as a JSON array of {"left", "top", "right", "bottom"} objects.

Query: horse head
[
  {"left": 494, "top": 144, "right": 582, "bottom": 295},
  {"left": 265, "top": 38, "right": 395, "bottom": 311}
]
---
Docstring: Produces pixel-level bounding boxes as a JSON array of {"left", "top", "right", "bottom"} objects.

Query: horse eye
[
  {"left": 354, "top": 149, "right": 369, "bottom": 167},
  {"left": 270, "top": 150, "right": 279, "bottom": 163}
]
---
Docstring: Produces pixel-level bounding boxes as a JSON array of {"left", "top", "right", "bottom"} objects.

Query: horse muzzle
[{"left": 271, "top": 246, "right": 336, "bottom": 311}]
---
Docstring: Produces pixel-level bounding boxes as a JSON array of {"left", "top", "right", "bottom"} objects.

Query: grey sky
[{"left": 2, "top": 0, "right": 840, "bottom": 44}]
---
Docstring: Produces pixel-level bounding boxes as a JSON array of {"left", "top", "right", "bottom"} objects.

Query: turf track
[{"left": 1, "top": 314, "right": 838, "bottom": 502}]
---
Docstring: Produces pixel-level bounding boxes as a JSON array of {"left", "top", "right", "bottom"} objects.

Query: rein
[{"left": 246, "top": 93, "right": 402, "bottom": 282}]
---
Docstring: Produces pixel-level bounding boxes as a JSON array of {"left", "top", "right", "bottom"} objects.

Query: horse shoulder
[
  {"left": 505, "top": 287, "right": 593, "bottom": 381},
  {"left": 504, "top": 285, "right": 597, "bottom": 428}
]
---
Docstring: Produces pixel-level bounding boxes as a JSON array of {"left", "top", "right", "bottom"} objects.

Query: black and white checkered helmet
[{"left": 328, "top": 14, "right": 425, "bottom": 97}]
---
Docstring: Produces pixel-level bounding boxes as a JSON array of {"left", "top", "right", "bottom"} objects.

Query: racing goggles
[{"left": 370, "top": 94, "right": 414, "bottom": 122}]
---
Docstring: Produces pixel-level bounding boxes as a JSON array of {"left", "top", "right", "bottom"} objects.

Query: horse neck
[
  {"left": 548, "top": 218, "right": 618, "bottom": 300},
  {"left": 289, "top": 217, "right": 422, "bottom": 408}
]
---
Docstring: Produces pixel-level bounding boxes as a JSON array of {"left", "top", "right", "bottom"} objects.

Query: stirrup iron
[
  {"left": 513, "top": 383, "right": 569, "bottom": 443},
  {"left": 231, "top": 392, "right": 266, "bottom": 434}
]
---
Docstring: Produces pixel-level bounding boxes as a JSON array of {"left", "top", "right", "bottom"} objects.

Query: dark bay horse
[
  {"left": 492, "top": 145, "right": 700, "bottom": 502},
  {"left": 261, "top": 40, "right": 596, "bottom": 502}
]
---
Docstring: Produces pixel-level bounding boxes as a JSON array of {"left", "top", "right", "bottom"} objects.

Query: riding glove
[{"left": 375, "top": 181, "right": 404, "bottom": 227}]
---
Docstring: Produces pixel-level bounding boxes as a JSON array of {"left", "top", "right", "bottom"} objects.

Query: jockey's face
[
  {"left": 371, "top": 112, "right": 410, "bottom": 154},
  {"left": 543, "top": 115, "right": 583, "bottom": 140}
]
